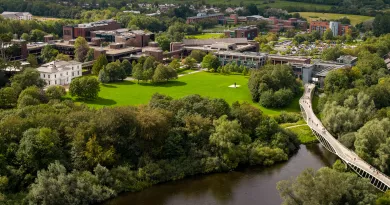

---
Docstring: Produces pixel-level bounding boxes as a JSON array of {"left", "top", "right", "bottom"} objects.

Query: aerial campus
[{"left": 1, "top": 1, "right": 390, "bottom": 204}]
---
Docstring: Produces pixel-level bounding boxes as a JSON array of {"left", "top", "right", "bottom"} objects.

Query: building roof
[
  {"left": 37, "top": 60, "right": 81, "bottom": 73},
  {"left": 215, "top": 51, "right": 266, "bottom": 58},
  {"left": 76, "top": 19, "right": 117, "bottom": 28},
  {"left": 183, "top": 38, "right": 248, "bottom": 46},
  {"left": 187, "top": 13, "right": 224, "bottom": 20}
]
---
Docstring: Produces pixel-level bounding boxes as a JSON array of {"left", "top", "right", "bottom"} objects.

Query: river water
[{"left": 106, "top": 144, "right": 337, "bottom": 205}]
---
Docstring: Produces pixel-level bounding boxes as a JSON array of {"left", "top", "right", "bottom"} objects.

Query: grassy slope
[
  {"left": 288, "top": 125, "right": 318, "bottom": 144},
  {"left": 297, "top": 12, "right": 373, "bottom": 25},
  {"left": 72, "top": 72, "right": 300, "bottom": 115}
]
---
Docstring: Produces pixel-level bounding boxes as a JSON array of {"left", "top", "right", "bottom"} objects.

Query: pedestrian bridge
[{"left": 300, "top": 84, "right": 390, "bottom": 192}]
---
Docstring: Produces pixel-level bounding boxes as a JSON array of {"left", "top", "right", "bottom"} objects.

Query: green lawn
[
  {"left": 297, "top": 12, "right": 374, "bottom": 25},
  {"left": 72, "top": 72, "right": 300, "bottom": 116},
  {"left": 288, "top": 125, "right": 318, "bottom": 144},
  {"left": 186, "top": 33, "right": 224, "bottom": 39}
]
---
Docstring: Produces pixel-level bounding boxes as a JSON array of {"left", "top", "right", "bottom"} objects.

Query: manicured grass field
[
  {"left": 73, "top": 72, "right": 300, "bottom": 116},
  {"left": 297, "top": 12, "right": 373, "bottom": 25},
  {"left": 288, "top": 125, "right": 318, "bottom": 144},
  {"left": 186, "top": 33, "right": 224, "bottom": 39}
]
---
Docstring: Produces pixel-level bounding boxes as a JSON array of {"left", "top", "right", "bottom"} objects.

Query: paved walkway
[{"left": 301, "top": 84, "right": 390, "bottom": 191}]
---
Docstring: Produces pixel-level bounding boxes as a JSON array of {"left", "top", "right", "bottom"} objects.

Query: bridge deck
[{"left": 300, "top": 84, "right": 390, "bottom": 191}]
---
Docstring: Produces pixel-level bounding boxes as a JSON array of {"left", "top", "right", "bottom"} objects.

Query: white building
[
  {"left": 37, "top": 60, "right": 82, "bottom": 86},
  {"left": 329, "top": 21, "right": 339, "bottom": 37},
  {"left": 1, "top": 12, "right": 33, "bottom": 20}
]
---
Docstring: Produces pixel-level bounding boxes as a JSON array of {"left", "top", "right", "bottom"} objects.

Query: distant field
[
  {"left": 33, "top": 16, "right": 66, "bottom": 21},
  {"left": 186, "top": 33, "right": 224, "bottom": 39},
  {"left": 142, "top": 0, "right": 331, "bottom": 10},
  {"left": 71, "top": 72, "right": 301, "bottom": 116},
  {"left": 297, "top": 12, "right": 374, "bottom": 25}
]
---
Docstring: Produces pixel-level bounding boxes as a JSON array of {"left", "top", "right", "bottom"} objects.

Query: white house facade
[
  {"left": 37, "top": 60, "right": 82, "bottom": 86},
  {"left": 1, "top": 12, "right": 33, "bottom": 20}
]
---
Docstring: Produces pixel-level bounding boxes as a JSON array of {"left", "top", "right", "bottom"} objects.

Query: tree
[
  {"left": 355, "top": 118, "right": 390, "bottom": 173},
  {"left": 143, "top": 56, "right": 156, "bottom": 70},
  {"left": 85, "top": 48, "right": 94, "bottom": 62},
  {"left": 132, "top": 63, "right": 144, "bottom": 83},
  {"left": 30, "top": 29, "right": 46, "bottom": 42},
  {"left": 85, "top": 135, "right": 116, "bottom": 167},
  {"left": 321, "top": 45, "right": 344, "bottom": 61},
  {"left": 201, "top": 53, "right": 220, "bottom": 70},
  {"left": 45, "top": 85, "right": 66, "bottom": 100},
  {"left": 69, "top": 76, "right": 100, "bottom": 99},
  {"left": 377, "top": 190, "right": 390, "bottom": 205},
  {"left": 105, "top": 61, "right": 126, "bottom": 82},
  {"left": 26, "top": 162, "right": 115, "bottom": 205},
  {"left": 183, "top": 56, "right": 196, "bottom": 69},
  {"left": 156, "top": 34, "right": 170, "bottom": 51},
  {"left": 17, "top": 128, "right": 63, "bottom": 172},
  {"left": 55, "top": 53, "right": 71, "bottom": 61},
  {"left": 40, "top": 45, "right": 59, "bottom": 63},
  {"left": 121, "top": 59, "right": 132, "bottom": 76},
  {"left": 210, "top": 115, "right": 251, "bottom": 170},
  {"left": 17, "top": 86, "right": 47, "bottom": 108},
  {"left": 277, "top": 167, "right": 377, "bottom": 205},
  {"left": 152, "top": 64, "right": 177, "bottom": 82},
  {"left": 92, "top": 54, "right": 108, "bottom": 75},
  {"left": 21, "top": 33, "right": 30, "bottom": 41},
  {"left": 27, "top": 54, "right": 38, "bottom": 67},
  {"left": 98, "top": 69, "right": 110, "bottom": 83},
  {"left": 74, "top": 37, "right": 89, "bottom": 62},
  {"left": 323, "top": 28, "right": 334, "bottom": 40},
  {"left": 10, "top": 68, "right": 46, "bottom": 90},
  {"left": 168, "top": 59, "right": 180, "bottom": 70},
  {"left": 0, "top": 87, "right": 18, "bottom": 108},
  {"left": 189, "top": 50, "right": 206, "bottom": 62}
]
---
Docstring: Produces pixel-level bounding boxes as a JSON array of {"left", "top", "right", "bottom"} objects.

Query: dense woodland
[
  {"left": 0, "top": 65, "right": 300, "bottom": 203},
  {"left": 248, "top": 64, "right": 301, "bottom": 108}
]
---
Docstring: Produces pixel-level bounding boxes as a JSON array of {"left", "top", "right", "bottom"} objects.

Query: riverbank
[{"left": 104, "top": 144, "right": 335, "bottom": 205}]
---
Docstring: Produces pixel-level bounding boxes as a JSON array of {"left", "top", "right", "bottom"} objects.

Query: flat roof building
[
  {"left": 63, "top": 19, "right": 121, "bottom": 41},
  {"left": 1, "top": 12, "right": 32, "bottom": 20},
  {"left": 224, "top": 26, "right": 258, "bottom": 40},
  {"left": 186, "top": 13, "right": 225, "bottom": 24},
  {"left": 37, "top": 60, "right": 82, "bottom": 86},
  {"left": 215, "top": 51, "right": 267, "bottom": 68}
]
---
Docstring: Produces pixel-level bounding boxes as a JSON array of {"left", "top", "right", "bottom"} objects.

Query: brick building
[
  {"left": 267, "top": 17, "right": 307, "bottom": 32},
  {"left": 63, "top": 20, "right": 121, "bottom": 41},
  {"left": 186, "top": 13, "right": 225, "bottom": 24},
  {"left": 224, "top": 26, "right": 258, "bottom": 40},
  {"left": 90, "top": 29, "right": 154, "bottom": 47},
  {"left": 309, "top": 21, "right": 350, "bottom": 36}
]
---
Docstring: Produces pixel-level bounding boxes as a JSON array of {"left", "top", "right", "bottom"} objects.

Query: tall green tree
[
  {"left": 201, "top": 53, "right": 220, "bottom": 71},
  {"left": 92, "top": 54, "right": 108, "bottom": 75},
  {"left": 40, "top": 45, "right": 59, "bottom": 63},
  {"left": 69, "top": 76, "right": 100, "bottom": 99},
  {"left": 74, "top": 37, "right": 90, "bottom": 62}
]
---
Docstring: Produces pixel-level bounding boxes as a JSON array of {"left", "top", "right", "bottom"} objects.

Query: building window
[
  {"left": 72, "top": 72, "right": 74, "bottom": 77},
  {"left": 55, "top": 74, "right": 56, "bottom": 78},
  {"left": 55, "top": 80, "right": 56, "bottom": 84},
  {"left": 78, "top": 71, "right": 79, "bottom": 75},
  {"left": 43, "top": 74, "right": 45, "bottom": 78},
  {"left": 48, "top": 81, "right": 50, "bottom": 85},
  {"left": 48, "top": 75, "right": 50, "bottom": 78}
]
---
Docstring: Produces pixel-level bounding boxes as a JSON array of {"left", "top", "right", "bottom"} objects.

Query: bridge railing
[{"left": 300, "top": 83, "right": 390, "bottom": 190}]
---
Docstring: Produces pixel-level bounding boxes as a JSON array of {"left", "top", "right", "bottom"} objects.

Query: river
[{"left": 106, "top": 144, "right": 337, "bottom": 205}]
